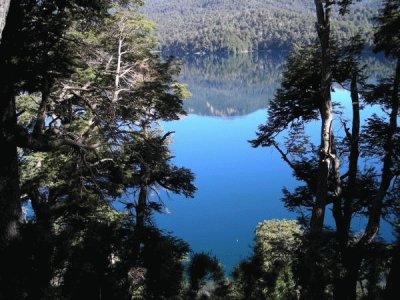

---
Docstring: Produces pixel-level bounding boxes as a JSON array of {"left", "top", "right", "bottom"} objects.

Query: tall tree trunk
[
  {"left": 311, "top": 0, "right": 333, "bottom": 233},
  {"left": 0, "top": 0, "right": 21, "bottom": 250},
  {"left": 133, "top": 144, "right": 150, "bottom": 259},
  {"left": 0, "top": 0, "right": 11, "bottom": 44},
  {"left": 0, "top": 4, "right": 22, "bottom": 297},
  {"left": 338, "top": 57, "right": 400, "bottom": 300},
  {"left": 0, "top": 84, "right": 22, "bottom": 300},
  {"left": 304, "top": 2, "right": 334, "bottom": 298},
  {"left": 333, "top": 73, "right": 361, "bottom": 300},
  {"left": 366, "top": 256, "right": 382, "bottom": 300},
  {"left": 331, "top": 133, "right": 344, "bottom": 238},
  {"left": 361, "top": 58, "right": 399, "bottom": 245},
  {"left": 0, "top": 85, "right": 20, "bottom": 249},
  {"left": 342, "top": 73, "right": 360, "bottom": 242},
  {"left": 132, "top": 183, "right": 148, "bottom": 260}
]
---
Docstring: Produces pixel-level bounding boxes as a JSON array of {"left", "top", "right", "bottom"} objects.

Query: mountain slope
[{"left": 142, "top": 0, "right": 381, "bottom": 54}]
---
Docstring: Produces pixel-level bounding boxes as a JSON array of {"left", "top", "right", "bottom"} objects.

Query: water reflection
[
  {"left": 179, "top": 51, "right": 285, "bottom": 117},
  {"left": 178, "top": 51, "right": 393, "bottom": 117}
]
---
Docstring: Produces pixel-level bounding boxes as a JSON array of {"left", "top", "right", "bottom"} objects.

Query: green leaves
[
  {"left": 251, "top": 43, "right": 321, "bottom": 148},
  {"left": 230, "top": 220, "right": 303, "bottom": 300},
  {"left": 142, "top": 0, "right": 379, "bottom": 54},
  {"left": 374, "top": 0, "right": 400, "bottom": 57},
  {"left": 255, "top": 220, "right": 303, "bottom": 272}
]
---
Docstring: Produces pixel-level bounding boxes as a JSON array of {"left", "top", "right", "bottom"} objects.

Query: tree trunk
[
  {"left": 385, "top": 243, "right": 400, "bottom": 299},
  {"left": 132, "top": 182, "right": 148, "bottom": 260},
  {"left": 311, "top": 0, "right": 333, "bottom": 232},
  {"left": 27, "top": 188, "right": 54, "bottom": 299},
  {"left": 334, "top": 56, "right": 399, "bottom": 300},
  {"left": 33, "top": 81, "right": 50, "bottom": 135},
  {"left": 311, "top": 0, "right": 333, "bottom": 233},
  {"left": 366, "top": 256, "right": 382, "bottom": 300},
  {"left": 304, "top": 2, "right": 334, "bottom": 298},
  {"left": 0, "top": 83, "right": 21, "bottom": 300},
  {"left": 333, "top": 73, "right": 361, "bottom": 300},
  {"left": 342, "top": 73, "right": 360, "bottom": 242},
  {"left": 0, "top": 0, "right": 11, "bottom": 44},
  {"left": 0, "top": 85, "right": 20, "bottom": 249},
  {"left": 345, "top": 248, "right": 363, "bottom": 300},
  {"left": 135, "top": 183, "right": 148, "bottom": 234},
  {"left": 331, "top": 133, "right": 344, "bottom": 239},
  {"left": 361, "top": 58, "right": 399, "bottom": 245}
]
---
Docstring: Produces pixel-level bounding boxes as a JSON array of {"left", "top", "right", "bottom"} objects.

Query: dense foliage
[
  {"left": 0, "top": 1, "right": 199, "bottom": 299},
  {"left": 142, "top": 0, "right": 381, "bottom": 54}
]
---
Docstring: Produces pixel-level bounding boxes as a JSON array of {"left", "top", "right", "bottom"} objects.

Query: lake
[{"left": 155, "top": 51, "right": 394, "bottom": 274}]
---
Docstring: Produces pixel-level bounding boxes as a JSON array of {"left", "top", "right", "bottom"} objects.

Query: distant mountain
[{"left": 142, "top": 0, "right": 381, "bottom": 54}]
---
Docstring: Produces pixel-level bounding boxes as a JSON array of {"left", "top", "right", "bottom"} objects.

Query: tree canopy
[{"left": 142, "top": 0, "right": 381, "bottom": 54}]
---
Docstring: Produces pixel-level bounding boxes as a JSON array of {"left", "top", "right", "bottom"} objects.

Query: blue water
[
  {"left": 157, "top": 111, "right": 299, "bottom": 273},
  {"left": 153, "top": 53, "right": 321, "bottom": 272},
  {"left": 157, "top": 111, "right": 298, "bottom": 273},
  {"left": 152, "top": 53, "right": 395, "bottom": 274}
]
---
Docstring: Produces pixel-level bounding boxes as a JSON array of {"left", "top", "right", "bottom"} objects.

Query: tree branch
[{"left": 15, "top": 125, "right": 100, "bottom": 152}]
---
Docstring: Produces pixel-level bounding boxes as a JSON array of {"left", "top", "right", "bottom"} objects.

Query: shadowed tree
[
  {"left": 0, "top": 0, "right": 116, "bottom": 250},
  {"left": 0, "top": 1, "right": 196, "bottom": 299},
  {"left": 186, "top": 252, "right": 227, "bottom": 299},
  {"left": 252, "top": 1, "right": 399, "bottom": 298}
]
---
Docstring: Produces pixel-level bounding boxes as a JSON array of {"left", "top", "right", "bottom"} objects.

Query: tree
[
  {"left": 0, "top": 0, "right": 163, "bottom": 247},
  {"left": 0, "top": 1, "right": 196, "bottom": 299},
  {"left": 0, "top": 0, "right": 114, "bottom": 249},
  {"left": 367, "top": 1, "right": 400, "bottom": 298},
  {"left": 0, "top": 0, "right": 10, "bottom": 43},
  {"left": 252, "top": 1, "right": 360, "bottom": 297},
  {"left": 361, "top": 0, "right": 400, "bottom": 245},
  {"left": 251, "top": 39, "right": 350, "bottom": 298},
  {"left": 230, "top": 220, "right": 303, "bottom": 300},
  {"left": 252, "top": 1, "right": 400, "bottom": 298},
  {"left": 186, "top": 253, "right": 227, "bottom": 299},
  {"left": 117, "top": 130, "right": 195, "bottom": 257}
]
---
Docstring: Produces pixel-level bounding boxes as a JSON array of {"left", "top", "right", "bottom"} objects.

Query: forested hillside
[{"left": 142, "top": 0, "right": 381, "bottom": 54}]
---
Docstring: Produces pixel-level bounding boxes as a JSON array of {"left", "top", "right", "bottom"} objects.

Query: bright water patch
[{"left": 157, "top": 111, "right": 298, "bottom": 274}]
